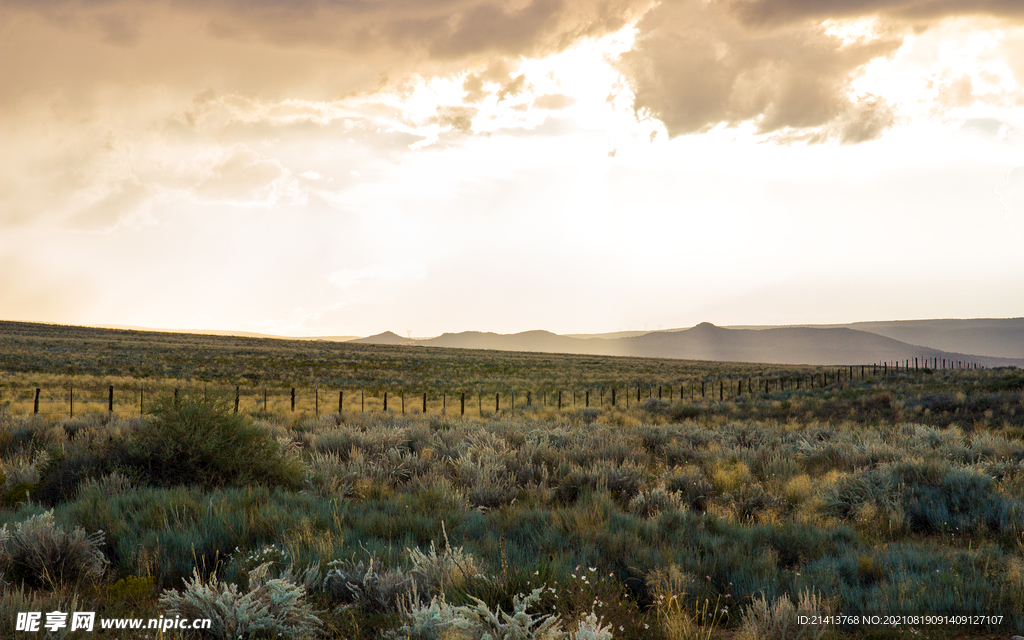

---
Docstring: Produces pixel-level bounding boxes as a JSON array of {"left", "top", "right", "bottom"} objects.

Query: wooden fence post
[
  {"left": 423, "top": 392, "right": 427, "bottom": 413},
  {"left": 140, "top": 381, "right": 144, "bottom": 416},
  {"left": 495, "top": 392, "right": 499, "bottom": 412},
  {"left": 558, "top": 390, "right": 562, "bottom": 410},
  {"left": 611, "top": 388, "right": 616, "bottom": 406},
  {"left": 291, "top": 388, "right": 295, "bottom": 412},
  {"left": 586, "top": 390, "right": 589, "bottom": 407},
  {"left": 109, "top": 385, "right": 114, "bottom": 414},
  {"left": 339, "top": 390, "right": 343, "bottom": 414},
  {"left": 234, "top": 386, "right": 239, "bottom": 413},
  {"left": 461, "top": 392, "right": 465, "bottom": 416},
  {"left": 527, "top": 391, "right": 532, "bottom": 407},
  {"left": 719, "top": 381, "right": 723, "bottom": 401},
  {"left": 402, "top": 390, "right": 405, "bottom": 415},
  {"left": 315, "top": 386, "right": 319, "bottom": 417},
  {"left": 264, "top": 384, "right": 268, "bottom": 412},
  {"left": 384, "top": 392, "right": 388, "bottom": 412},
  {"left": 34, "top": 388, "right": 40, "bottom": 415}
]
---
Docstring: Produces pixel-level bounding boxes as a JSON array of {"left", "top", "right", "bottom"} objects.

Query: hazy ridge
[
  {"left": 353, "top": 320, "right": 1024, "bottom": 367},
  {"left": 82, "top": 318, "right": 1024, "bottom": 367}
]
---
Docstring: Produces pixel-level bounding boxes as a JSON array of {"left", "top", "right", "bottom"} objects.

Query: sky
[{"left": 2, "top": 0, "right": 1023, "bottom": 337}]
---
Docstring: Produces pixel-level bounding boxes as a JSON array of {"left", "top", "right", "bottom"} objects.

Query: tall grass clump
[
  {"left": 737, "top": 589, "right": 831, "bottom": 640},
  {"left": 407, "top": 525, "right": 484, "bottom": 594},
  {"left": 127, "top": 392, "right": 302, "bottom": 489}
]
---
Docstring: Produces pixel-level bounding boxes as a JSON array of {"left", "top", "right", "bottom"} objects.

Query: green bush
[
  {"left": 127, "top": 393, "right": 302, "bottom": 490},
  {"left": 35, "top": 449, "right": 119, "bottom": 505}
]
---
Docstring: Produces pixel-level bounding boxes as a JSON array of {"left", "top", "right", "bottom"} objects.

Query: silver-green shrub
[
  {"left": 159, "top": 562, "right": 323, "bottom": 639},
  {"left": 566, "top": 612, "right": 613, "bottom": 640},
  {"left": 391, "top": 587, "right": 604, "bottom": 640},
  {"left": 0, "top": 510, "right": 107, "bottom": 588}
]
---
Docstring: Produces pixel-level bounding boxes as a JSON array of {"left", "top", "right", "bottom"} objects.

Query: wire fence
[{"left": 0, "top": 357, "right": 984, "bottom": 420}]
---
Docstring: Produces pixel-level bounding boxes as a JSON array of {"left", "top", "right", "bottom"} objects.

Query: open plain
[{"left": 0, "top": 322, "right": 1022, "bottom": 639}]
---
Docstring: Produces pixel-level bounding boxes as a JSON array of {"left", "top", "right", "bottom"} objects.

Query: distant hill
[
  {"left": 723, "top": 318, "right": 1024, "bottom": 359},
  {"left": 354, "top": 322, "right": 1024, "bottom": 367},
  {"left": 349, "top": 331, "right": 418, "bottom": 345},
  {"left": 618, "top": 323, "right": 1021, "bottom": 367},
  {"left": 839, "top": 318, "right": 1024, "bottom": 360}
]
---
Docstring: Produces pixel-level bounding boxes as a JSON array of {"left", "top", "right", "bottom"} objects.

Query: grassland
[{"left": 0, "top": 321, "right": 1022, "bottom": 639}]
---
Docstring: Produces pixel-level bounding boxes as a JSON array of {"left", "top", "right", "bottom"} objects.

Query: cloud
[
  {"left": 193, "top": 145, "right": 301, "bottom": 206},
  {"left": 498, "top": 74, "right": 528, "bottom": 101},
  {"left": 0, "top": 0, "right": 652, "bottom": 113},
  {"left": 619, "top": 0, "right": 903, "bottom": 140},
  {"left": 437, "top": 106, "right": 478, "bottom": 133},
  {"left": 766, "top": 95, "right": 896, "bottom": 143},
  {"left": 726, "top": 0, "right": 1024, "bottom": 27},
  {"left": 533, "top": 93, "right": 577, "bottom": 109}
]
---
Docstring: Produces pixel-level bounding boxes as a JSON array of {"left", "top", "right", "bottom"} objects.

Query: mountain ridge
[
  {"left": 74, "top": 317, "right": 1024, "bottom": 367},
  {"left": 354, "top": 322, "right": 1023, "bottom": 367}
]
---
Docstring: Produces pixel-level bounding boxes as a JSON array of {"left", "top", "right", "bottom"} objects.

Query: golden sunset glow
[{"left": 2, "top": 0, "right": 1022, "bottom": 336}]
